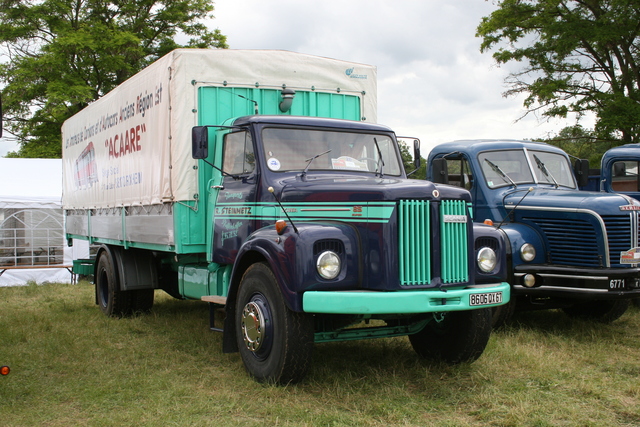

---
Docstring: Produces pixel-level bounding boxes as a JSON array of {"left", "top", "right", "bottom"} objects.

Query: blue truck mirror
[
  {"left": 574, "top": 158, "right": 589, "bottom": 188},
  {"left": 192, "top": 126, "right": 208, "bottom": 159},
  {"left": 432, "top": 157, "right": 449, "bottom": 184}
]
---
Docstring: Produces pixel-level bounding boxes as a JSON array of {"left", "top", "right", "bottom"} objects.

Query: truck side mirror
[
  {"left": 413, "top": 139, "right": 421, "bottom": 169},
  {"left": 192, "top": 126, "right": 209, "bottom": 159},
  {"left": 574, "top": 158, "right": 589, "bottom": 188},
  {"left": 432, "top": 157, "right": 449, "bottom": 184}
]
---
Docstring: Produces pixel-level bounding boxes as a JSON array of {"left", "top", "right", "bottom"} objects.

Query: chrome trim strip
[
  {"left": 512, "top": 285, "right": 610, "bottom": 293},
  {"left": 514, "top": 272, "right": 608, "bottom": 281}
]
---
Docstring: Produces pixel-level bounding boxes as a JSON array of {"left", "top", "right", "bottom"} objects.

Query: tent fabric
[{"left": 0, "top": 158, "right": 88, "bottom": 286}]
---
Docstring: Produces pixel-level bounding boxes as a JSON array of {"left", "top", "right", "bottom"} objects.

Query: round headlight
[
  {"left": 477, "top": 247, "right": 497, "bottom": 273},
  {"left": 317, "top": 251, "right": 341, "bottom": 279},
  {"left": 520, "top": 243, "right": 536, "bottom": 262}
]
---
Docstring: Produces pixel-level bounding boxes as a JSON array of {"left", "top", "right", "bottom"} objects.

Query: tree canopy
[
  {"left": 0, "top": 0, "right": 227, "bottom": 158},
  {"left": 477, "top": 0, "right": 640, "bottom": 145}
]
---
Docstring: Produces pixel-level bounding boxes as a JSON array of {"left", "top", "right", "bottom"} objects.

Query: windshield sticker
[
  {"left": 267, "top": 158, "right": 281, "bottom": 171},
  {"left": 331, "top": 156, "right": 369, "bottom": 171}
]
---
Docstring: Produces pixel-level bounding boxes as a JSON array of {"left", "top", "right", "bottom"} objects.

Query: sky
[{"left": 0, "top": 0, "right": 584, "bottom": 157}]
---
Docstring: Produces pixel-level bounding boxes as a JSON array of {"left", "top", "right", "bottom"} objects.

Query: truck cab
[
  {"left": 596, "top": 143, "right": 640, "bottom": 201},
  {"left": 428, "top": 139, "right": 640, "bottom": 325}
]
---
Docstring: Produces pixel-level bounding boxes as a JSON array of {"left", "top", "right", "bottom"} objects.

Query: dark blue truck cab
[{"left": 428, "top": 139, "right": 640, "bottom": 325}]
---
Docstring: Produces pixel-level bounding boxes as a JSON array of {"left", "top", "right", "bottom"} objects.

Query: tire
[
  {"left": 409, "top": 308, "right": 492, "bottom": 364},
  {"left": 562, "top": 299, "right": 630, "bottom": 323},
  {"left": 235, "top": 263, "right": 314, "bottom": 384},
  {"left": 491, "top": 299, "right": 515, "bottom": 329},
  {"left": 95, "top": 248, "right": 132, "bottom": 317},
  {"left": 632, "top": 298, "right": 640, "bottom": 308}
]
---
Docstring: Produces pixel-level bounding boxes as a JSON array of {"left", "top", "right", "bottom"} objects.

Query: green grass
[{"left": 1, "top": 282, "right": 639, "bottom": 426}]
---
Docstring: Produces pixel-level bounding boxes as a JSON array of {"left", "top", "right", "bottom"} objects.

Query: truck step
[{"left": 202, "top": 296, "right": 226, "bottom": 332}]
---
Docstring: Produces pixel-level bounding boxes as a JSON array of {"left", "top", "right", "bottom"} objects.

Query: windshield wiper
[
  {"left": 301, "top": 149, "right": 331, "bottom": 179},
  {"left": 533, "top": 154, "right": 558, "bottom": 188},
  {"left": 484, "top": 158, "right": 517, "bottom": 188},
  {"left": 373, "top": 138, "right": 385, "bottom": 177}
]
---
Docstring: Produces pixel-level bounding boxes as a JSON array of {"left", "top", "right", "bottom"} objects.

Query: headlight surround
[
  {"left": 316, "top": 251, "right": 341, "bottom": 279},
  {"left": 477, "top": 247, "right": 497, "bottom": 273},
  {"left": 520, "top": 243, "right": 536, "bottom": 262}
]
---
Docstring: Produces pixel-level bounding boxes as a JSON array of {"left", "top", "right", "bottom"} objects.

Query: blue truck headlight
[
  {"left": 317, "top": 251, "right": 341, "bottom": 279},
  {"left": 477, "top": 247, "right": 497, "bottom": 273},
  {"left": 520, "top": 243, "right": 536, "bottom": 262}
]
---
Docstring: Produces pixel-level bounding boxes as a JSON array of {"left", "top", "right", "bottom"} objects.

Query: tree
[
  {"left": 477, "top": 0, "right": 640, "bottom": 145},
  {"left": 537, "top": 124, "right": 616, "bottom": 167},
  {"left": 0, "top": 0, "right": 227, "bottom": 158},
  {"left": 399, "top": 140, "right": 426, "bottom": 180}
]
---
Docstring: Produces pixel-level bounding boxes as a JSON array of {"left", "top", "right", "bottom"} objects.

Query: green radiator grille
[
  {"left": 398, "top": 199, "right": 470, "bottom": 286},
  {"left": 398, "top": 200, "right": 431, "bottom": 285},
  {"left": 440, "top": 200, "right": 469, "bottom": 283}
]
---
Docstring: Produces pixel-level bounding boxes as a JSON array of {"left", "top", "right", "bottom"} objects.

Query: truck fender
[
  {"left": 221, "top": 222, "right": 360, "bottom": 353},
  {"left": 498, "top": 223, "right": 545, "bottom": 266}
]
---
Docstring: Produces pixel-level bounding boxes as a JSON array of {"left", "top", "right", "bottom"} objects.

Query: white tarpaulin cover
[
  {"left": 62, "top": 49, "right": 378, "bottom": 210},
  {"left": 0, "top": 158, "right": 88, "bottom": 286}
]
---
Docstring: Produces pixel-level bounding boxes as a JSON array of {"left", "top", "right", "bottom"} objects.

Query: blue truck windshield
[
  {"left": 479, "top": 149, "right": 575, "bottom": 189},
  {"left": 261, "top": 128, "right": 402, "bottom": 176}
]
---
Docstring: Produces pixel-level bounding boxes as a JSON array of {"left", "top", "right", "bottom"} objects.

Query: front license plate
[
  {"left": 609, "top": 279, "right": 625, "bottom": 289},
  {"left": 470, "top": 292, "right": 503, "bottom": 306}
]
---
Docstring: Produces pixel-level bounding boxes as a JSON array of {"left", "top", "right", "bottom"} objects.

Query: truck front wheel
[
  {"left": 409, "top": 308, "right": 492, "bottom": 364},
  {"left": 235, "top": 263, "right": 314, "bottom": 384},
  {"left": 562, "top": 299, "right": 629, "bottom": 323}
]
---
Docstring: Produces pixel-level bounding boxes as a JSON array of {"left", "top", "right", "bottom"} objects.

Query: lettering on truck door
[{"left": 212, "top": 131, "right": 257, "bottom": 264}]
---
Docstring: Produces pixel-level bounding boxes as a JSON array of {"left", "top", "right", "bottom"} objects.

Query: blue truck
[
  {"left": 582, "top": 143, "right": 640, "bottom": 201},
  {"left": 61, "top": 50, "right": 510, "bottom": 384},
  {"left": 427, "top": 139, "right": 640, "bottom": 326}
]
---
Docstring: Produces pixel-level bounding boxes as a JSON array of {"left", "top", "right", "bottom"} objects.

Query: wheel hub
[{"left": 241, "top": 301, "right": 266, "bottom": 352}]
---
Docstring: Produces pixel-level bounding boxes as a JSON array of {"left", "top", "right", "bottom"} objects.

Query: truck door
[{"left": 210, "top": 130, "right": 257, "bottom": 264}]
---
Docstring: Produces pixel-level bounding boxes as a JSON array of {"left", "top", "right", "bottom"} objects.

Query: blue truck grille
[
  {"left": 523, "top": 217, "right": 600, "bottom": 267},
  {"left": 602, "top": 215, "right": 633, "bottom": 267},
  {"left": 524, "top": 214, "right": 636, "bottom": 268},
  {"left": 398, "top": 199, "right": 469, "bottom": 286}
]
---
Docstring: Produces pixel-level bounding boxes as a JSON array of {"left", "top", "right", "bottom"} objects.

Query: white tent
[{"left": 0, "top": 158, "right": 88, "bottom": 286}]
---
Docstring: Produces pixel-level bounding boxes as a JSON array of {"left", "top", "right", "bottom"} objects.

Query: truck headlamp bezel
[
  {"left": 520, "top": 243, "right": 536, "bottom": 262},
  {"left": 477, "top": 247, "right": 497, "bottom": 273},
  {"left": 316, "top": 251, "right": 341, "bottom": 280}
]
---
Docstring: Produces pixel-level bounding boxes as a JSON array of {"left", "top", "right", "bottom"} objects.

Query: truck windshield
[
  {"left": 527, "top": 150, "right": 575, "bottom": 188},
  {"left": 479, "top": 150, "right": 534, "bottom": 188},
  {"left": 261, "top": 128, "right": 402, "bottom": 176},
  {"left": 478, "top": 149, "right": 575, "bottom": 189}
]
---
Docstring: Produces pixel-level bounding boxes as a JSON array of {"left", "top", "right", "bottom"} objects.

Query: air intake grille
[
  {"left": 398, "top": 199, "right": 470, "bottom": 286},
  {"left": 602, "top": 215, "right": 633, "bottom": 267},
  {"left": 522, "top": 216, "right": 600, "bottom": 267},
  {"left": 440, "top": 200, "right": 469, "bottom": 283},
  {"left": 398, "top": 200, "right": 431, "bottom": 285}
]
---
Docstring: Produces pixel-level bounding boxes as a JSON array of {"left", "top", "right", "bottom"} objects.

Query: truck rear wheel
[
  {"left": 562, "top": 299, "right": 629, "bottom": 323},
  {"left": 235, "top": 262, "right": 314, "bottom": 384},
  {"left": 409, "top": 308, "right": 492, "bottom": 364},
  {"left": 96, "top": 249, "right": 131, "bottom": 317}
]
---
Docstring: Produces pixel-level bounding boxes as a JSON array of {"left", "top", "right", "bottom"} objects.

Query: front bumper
[
  {"left": 513, "top": 265, "right": 640, "bottom": 299},
  {"left": 302, "top": 282, "right": 510, "bottom": 314}
]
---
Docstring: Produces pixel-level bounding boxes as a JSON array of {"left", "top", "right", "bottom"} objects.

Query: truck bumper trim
[{"left": 302, "top": 282, "right": 510, "bottom": 314}]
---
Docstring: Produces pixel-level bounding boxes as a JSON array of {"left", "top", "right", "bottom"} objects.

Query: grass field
[{"left": 1, "top": 281, "right": 639, "bottom": 426}]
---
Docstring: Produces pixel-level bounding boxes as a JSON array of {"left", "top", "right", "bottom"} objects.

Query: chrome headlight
[
  {"left": 317, "top": 251, "right": 341, "bottom": 279},
  {"left": 520, "top": 243, "right": 536, "bottom": 262},
  {"left": 477, "top": 247, "right": 497, "bottom": 273}
]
